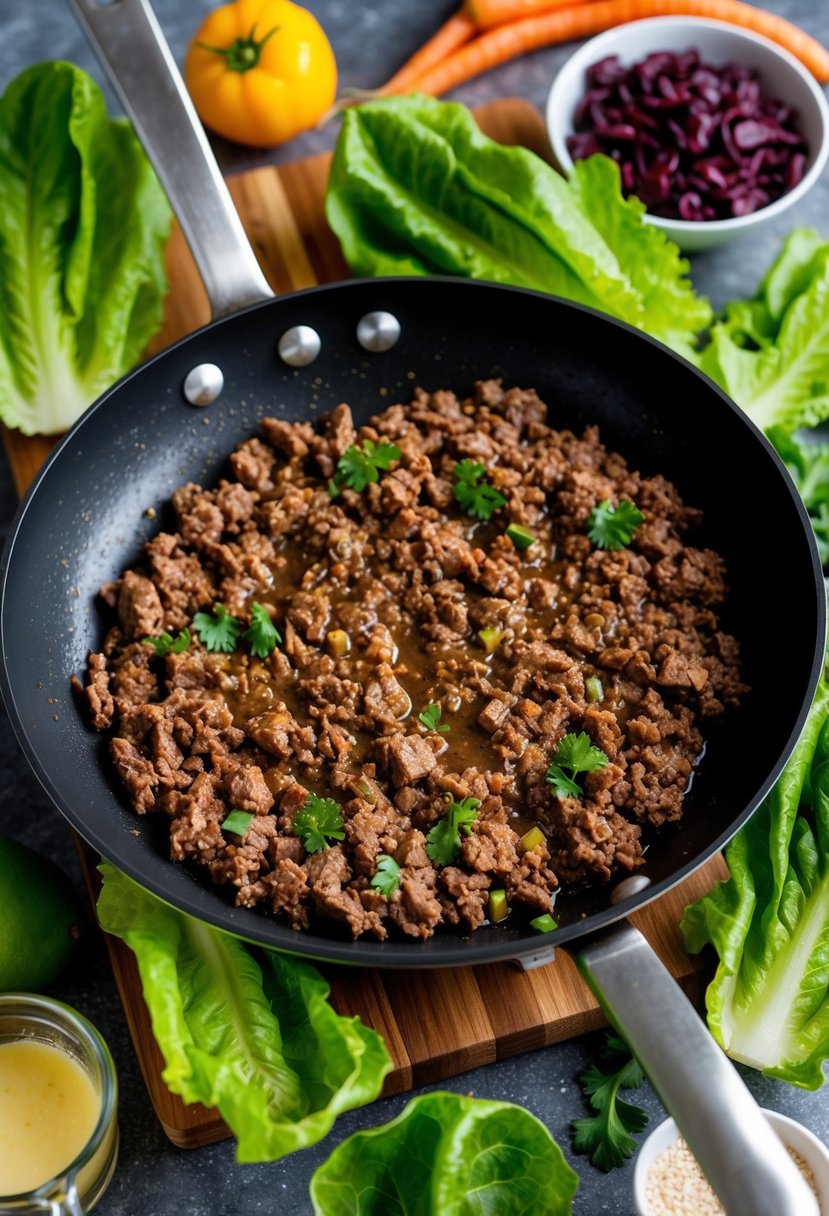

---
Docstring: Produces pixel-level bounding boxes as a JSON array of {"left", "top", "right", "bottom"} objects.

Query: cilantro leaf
[
  {"left": 142, "top": 628, "right": 191, "bottom": 657},
  {"left": 419, "top": 702, "right": 450, "bottom": 733},
  {"left": 452, "top": 459, "right": 507, "bottom": 521},
  {"left": 546, "top": 732, "right": 609, "bottom": 800},
  {"left": 425, "top": 795, "right": 481, "bottom": 866},
  {"left": 586, "top": 499, "right": 643, "bottom": 550},
  {"left": 554, "top": 732, "right": 611, "bottom": 773},
  {"left": 545, "top": 767, "right": 584, "bottom": 800},
  {"left": 221, "top": 809, "right": 254, "bottom": 837},
  {"left": 193, "top": 604, "right": 243, "bottom": 653},
  {"left": 571, "top": 1033, "right": 649, "bottom": 1172},
  {"left": 330, "top": 439, "right": 401, "bottom": 495},
  {"left": 370, "top": 854, "right": 402, "bottom": 898},
  {"left": 243, "top": 601, "right": 282, "bottom": 658},
  {"left": 293, "top": 793, "right": 345, "bottom": 853}
]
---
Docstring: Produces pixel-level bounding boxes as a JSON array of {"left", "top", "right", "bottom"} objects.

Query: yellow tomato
[{"left": 185, "top": 0, "right": 337, "bottom": 148}]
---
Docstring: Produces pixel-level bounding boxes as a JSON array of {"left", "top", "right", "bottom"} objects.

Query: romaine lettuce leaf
[
  {"left": 695, "top": 229, "right": 829, "bottom": 434},
  {"left": 567, "top": 156, "right": 710, "bottom": 360},
  {"left": 767, "top": 426, "right": 829, "bottom": 565},
  {"left": 325, "top": 95, "right": 710, "bottom": 356},
  {"left": 0, "top": 62, "right": 171, "bottom": 435},
  {"left": 682, "top": 678, "right": 829, "bottom": 1089},
  {"left": 310, "top": 1090, "right": 578, "bottom": 1215},
  {"left": 96, "top": 863, "right": 391, "bottom": 1161}
]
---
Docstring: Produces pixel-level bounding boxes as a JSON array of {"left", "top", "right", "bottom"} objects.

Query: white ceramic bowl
[
  {"left": 546, "top": 17, "right": 829, "bottom": 251},
  {"left": 633, "top": 1110, "right": 829, "bottom": 1215}
]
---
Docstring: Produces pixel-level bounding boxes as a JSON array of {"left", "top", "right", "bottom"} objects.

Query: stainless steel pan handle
[
  {"left": 577, "top": 923, "right": 819, "bottom": 1216},
  {"left": 68, "top": 0, "right": 274, "bottom": 318}
]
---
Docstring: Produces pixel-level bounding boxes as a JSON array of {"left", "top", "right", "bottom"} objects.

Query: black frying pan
[
  {"left": 1, "top": 275, "right": 821, "bottom": 966},
  {"left": 0, "top": 1, "right": 824, "bottom": 1212}
]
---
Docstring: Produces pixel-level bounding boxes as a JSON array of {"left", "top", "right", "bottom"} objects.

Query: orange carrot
[
  {"left": 401, "top": 0, "right": 829, "bottom": 94},
  {"left": 374, "top": 11, "right": 478, "bottom": 96},
  {"left": 465, "top": 0, "right": 595, "bottom": 27}
]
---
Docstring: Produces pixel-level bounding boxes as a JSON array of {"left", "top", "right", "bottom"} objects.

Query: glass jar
[{"left": 0, "top": 994, "right": 118, "bottom": 1215}]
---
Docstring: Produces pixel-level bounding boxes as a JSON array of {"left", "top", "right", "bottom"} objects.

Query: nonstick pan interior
[{"left": 1, "top": 277, "right": 823, "bottom": 967}]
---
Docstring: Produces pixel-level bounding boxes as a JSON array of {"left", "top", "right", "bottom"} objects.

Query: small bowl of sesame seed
[{"left": 633, "top": 1110, "right": 829, "bottom": 1216}]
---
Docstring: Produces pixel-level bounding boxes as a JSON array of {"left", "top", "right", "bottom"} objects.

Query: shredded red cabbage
[{"left": 566, "top": 50, "right": 809, "bottom": 221}]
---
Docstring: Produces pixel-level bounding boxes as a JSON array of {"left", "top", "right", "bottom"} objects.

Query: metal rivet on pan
[
  {"left": 278, "top": 325, "right": 321, "bottom": 367},
  {"left": 183, "top": 363, "right": 223, "bottom": 406},
  {"left": 609, "top": 874, "right": 652, "bottom": 905},
  {"left": 356, "top": 310, "right": 401, "bottom": 353}
]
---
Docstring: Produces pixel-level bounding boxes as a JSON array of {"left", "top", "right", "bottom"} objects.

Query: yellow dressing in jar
[{"left": 0, "top": 1038, "right": 100, "bottom": 1196}]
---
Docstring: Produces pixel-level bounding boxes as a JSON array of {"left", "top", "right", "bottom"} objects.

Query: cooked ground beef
[{"left": 75, "top": 381, "right": 746, "bottom": 940}]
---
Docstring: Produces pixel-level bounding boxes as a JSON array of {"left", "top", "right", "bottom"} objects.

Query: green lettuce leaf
[
  {"left": 682, "top": 678, "right": 829, "bottom": 1088},
  {"left": 567, "top": 156, "right": 710, "bottom": 359},
  {"left": 325, "top": 95, "right": 709, "bottom": 355},
  {"left": 767, "top": 426, "right": 829, "bottom": 566},
  {"left": 310, "top": 1090, "right": 578, "bottom": 1215},
  {"left": 0, "top": 61, "right": 171, "bottom": 435},
  {"left": 696, "top": 229, "right": 829, "bottom": 434},
  {"left": 96, "top": 863, "right": 391, "bottom": 1161}
]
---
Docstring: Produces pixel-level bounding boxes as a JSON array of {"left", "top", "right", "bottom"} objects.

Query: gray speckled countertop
[{"left": 1, "top": 2, "right": 828, "bottom": 1214}]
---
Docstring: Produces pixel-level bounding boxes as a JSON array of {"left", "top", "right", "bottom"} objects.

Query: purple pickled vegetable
[{"left": 566, "top": 49, "right": 809, "bottom": 222}]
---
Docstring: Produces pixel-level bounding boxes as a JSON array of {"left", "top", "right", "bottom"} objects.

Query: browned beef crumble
[{"left": 75, "top": 381, "right": 746, "bottom": 940}]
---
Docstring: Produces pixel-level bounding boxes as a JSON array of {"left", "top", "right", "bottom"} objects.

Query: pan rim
[{"left": 0, "top": 276, "right": 825, "bottom": 968}]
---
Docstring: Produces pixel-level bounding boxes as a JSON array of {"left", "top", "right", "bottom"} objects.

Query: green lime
[{"left": 0, "top": 835, "right": 85, "bottom": 991}]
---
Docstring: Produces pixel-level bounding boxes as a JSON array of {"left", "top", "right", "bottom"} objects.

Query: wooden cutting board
[{"left": 2, "top": 98, "right": 727, "bottom": 1149}]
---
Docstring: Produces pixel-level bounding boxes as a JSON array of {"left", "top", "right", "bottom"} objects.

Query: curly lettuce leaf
[
  {"left": 567, "top": 156, "right": 710, "bottom": 360},
  {"left": 760, "top": 229, "right": 828, "bottom": 325},
  {"left": 96, "top": 863, "right": 391, "bottom": 1161},
  {"left": 682, "top": 678, "right": 829, "bottom": 1088},
  {"left": 310, "top": 1091, "right": 578, "bottom": 1215},
  {"left": 767, "top": 427, "right": 829, "bottom": 566},
  {"left": 0, "top": 62, "right": 171, "bottom": 435},
  {"left": 696, "top": 229, "right": 829, "bottom": 434},
  {"left": 325, "top": 95, "right": 709, "bottom": 355}
]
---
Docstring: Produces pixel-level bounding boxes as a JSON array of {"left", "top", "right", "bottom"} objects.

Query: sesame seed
[{"left": 644, "top": 1136, "right": 820, "bottom": 1216}]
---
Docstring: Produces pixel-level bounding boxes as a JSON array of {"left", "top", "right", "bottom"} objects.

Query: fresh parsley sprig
[
  {"left": 193, "top": 604, "right": 243, "bottom": 653},
  {"left": 419, "top": 702, "right": 450, "bottom": 734},
  {"left": 425, "top": 795, "right": 480, "bottom": 866},
  {"left": 370, "top": 854, "right": 402, "bottom": 898},
  {"left": 142, "top": 628, "right": 191, "bottom": 657},
  {"left": 328, "top": 439, "right": 401, "bottom": 496},
  {"left": 452, "top": 459, "right": 507, "bottom": 521},
  {"left": 293, "top": 793, "right": 345, "bottom": 853},
  {"left": 571, "top": 1033, "right": 649, "bottom": 1172},
  {"left": 243, "top": 602, "right": 282, "bottom": 658},
  {"left": 586, "top": 499, "right": 643, "bottom": 550},
  {"left": 546, "top": 732, "right": 609, "bottom": 800}
]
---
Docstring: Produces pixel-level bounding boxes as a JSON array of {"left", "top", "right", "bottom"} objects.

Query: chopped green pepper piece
[
  {"left": 506, "top": 523, "right": 536, "bottom": 552},
  {"left": 221, "top": 810, "right": 254, "bottom": 837},
  {"left": 585, "top": 676, "right": 604, "bottom": 703},
  {"left": 488, "top": 889, "right": 509, "bottom": 923},
  {"left": 478, "top": 626, "right": 505, "bottom": 654},
  {"left": 519, "top": 826, "right": 546, "bottom": 853},
  {"left": 530, "top": 913, "right": 558, "bottom": 933}
]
